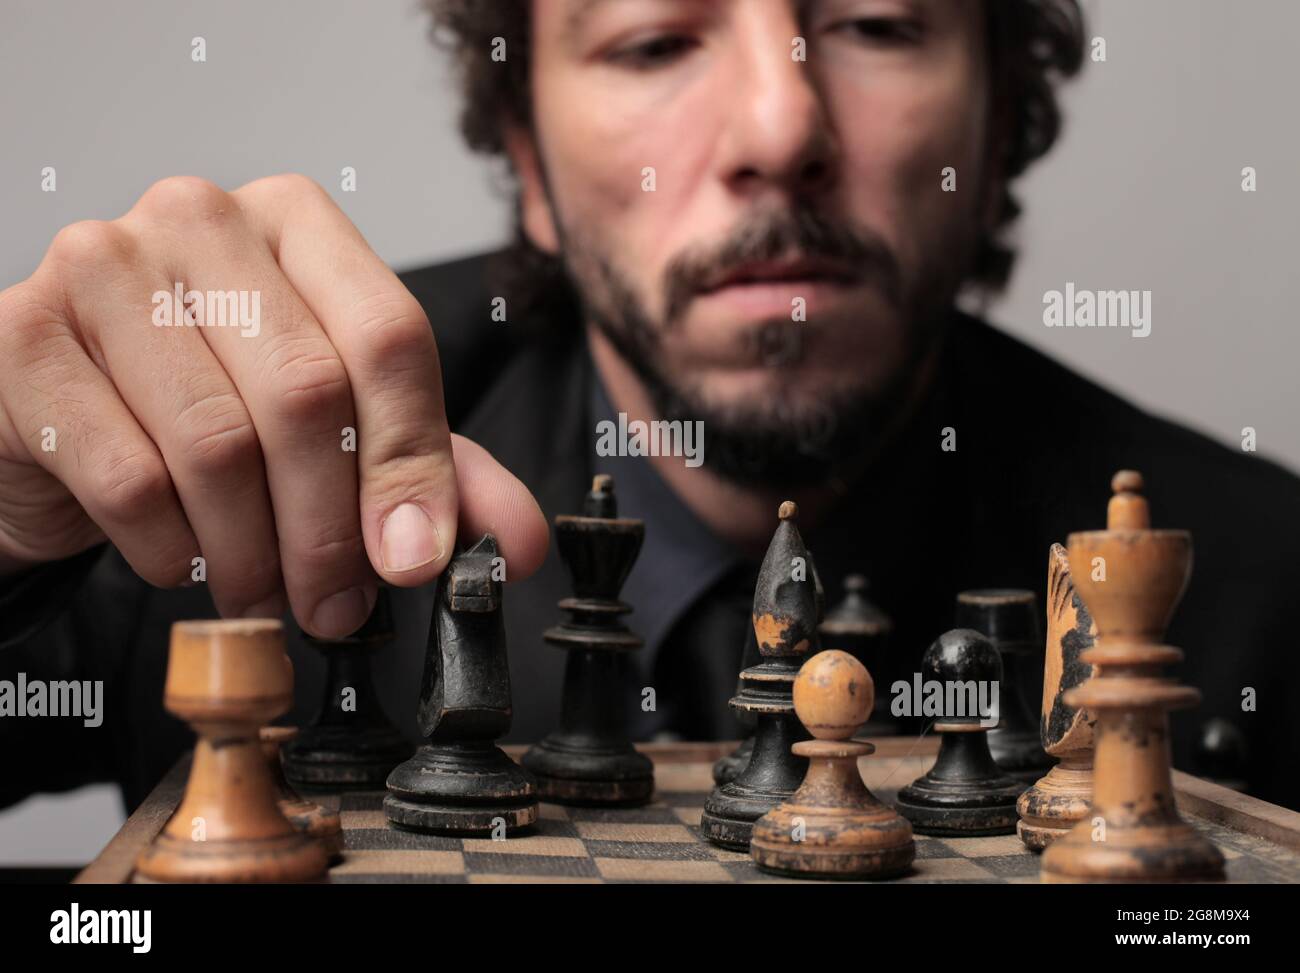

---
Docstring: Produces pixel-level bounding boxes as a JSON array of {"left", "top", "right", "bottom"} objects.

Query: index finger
[{"left": 235, "top": 175, "right": 457, "bottom": 587}]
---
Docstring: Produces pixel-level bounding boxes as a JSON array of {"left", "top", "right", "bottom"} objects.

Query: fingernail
[
  {"left": 381, "top": 502, "right": 442, "bottom": 573},
  {"left": 311, "top": 585, "right": 374, "bottom": 638},
  {"left": 243, "top": 594, "right": 287, "bottom": 619}
]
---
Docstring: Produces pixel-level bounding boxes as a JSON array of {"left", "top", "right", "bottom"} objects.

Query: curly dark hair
[{"left": 424, "top": 0, "right": 1085, "bottom": 297}]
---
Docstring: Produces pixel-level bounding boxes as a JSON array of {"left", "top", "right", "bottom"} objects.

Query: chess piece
[
  {"left": 260, "top": 727, "right": 344, "bottom": 860},
  {"left": 1042, "top": 471, "right": 1224, "bottom": 882},
  {"left": 702, "top": 501, "right": 816, "bottom": 850},
  {"left": 385, "top": 535, "right": 539, "bottom": 834},
  {"left": 711, "top": 627, "right": 759, "bottom": 784},
  {"left": 135, "top": 620, "right": 329, "bottom": 883},
  {"left": 820, "top": 575, "right": 895, "bottom": 737},
  {"left": 956, "top": 589, "right": 1051, "bottom": 779},
  {"left": 895, "top": 629, "right": 1026, "bottom": 836},
  {"left": 1017, "top": 544, "right": 1098, "bottom": 850},
  {"left": 283, "top": 587, "right": 411, "bottom": 791},
  {"left": 522, "top": 475, "right": 654, "bottom": 805},
  {"left": 750, "top": 651, "right": 915, "bottom": 879}
]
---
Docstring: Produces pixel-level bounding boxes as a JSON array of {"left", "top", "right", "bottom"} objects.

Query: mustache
[{"left": 662, "top": 205, "right": 902, "bottom": 323}]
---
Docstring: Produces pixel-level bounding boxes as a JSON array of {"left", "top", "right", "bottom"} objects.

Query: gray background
[{"left": 1, "top": 0, "right": 1297, "bottom": 862}]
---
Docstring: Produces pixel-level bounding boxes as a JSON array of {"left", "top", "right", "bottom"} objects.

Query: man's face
[{"left": 522, "top": 0, "right": 993, "bottom": 483}]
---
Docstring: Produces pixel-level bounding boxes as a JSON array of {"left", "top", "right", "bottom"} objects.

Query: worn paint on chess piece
[
  {"left": 135, "top": 620, "right": 330, "bottom": 883},
  {"left": 751, "top": 651, "right": 915, "bottom": 879},
  {"left": 702, "top": 501, "right": 816, "bottom": 850},
  {"left": 260, "top": 727, "right": 344, "bottom": 861},
  {"left": 1041, "top": 471, "right": 1224, "bottom": 882},
  {"left": 1016, "top": 544, "right": 1098, "bottom": 851}
]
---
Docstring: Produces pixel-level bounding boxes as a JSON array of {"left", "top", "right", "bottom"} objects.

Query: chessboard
[{"left": 77, "top": 739, "right": 1300, "bottom": 884}]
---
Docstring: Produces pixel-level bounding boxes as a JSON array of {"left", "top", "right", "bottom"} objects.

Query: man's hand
[{"left": 0, "top": 174, "right": 548, "bottom": 637}]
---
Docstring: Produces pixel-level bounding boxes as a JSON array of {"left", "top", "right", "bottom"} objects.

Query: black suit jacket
[{"left": 3, "top": 250, "right": 1299, "bottom": 814}]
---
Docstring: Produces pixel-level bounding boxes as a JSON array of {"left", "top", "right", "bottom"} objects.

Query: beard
[{"left": 552, "top": 202, "right": 966, "bottom": 490}]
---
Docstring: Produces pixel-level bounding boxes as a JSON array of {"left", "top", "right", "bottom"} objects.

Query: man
[{"left": 1, "top": 0, "right": 1297, "bottom": 818}]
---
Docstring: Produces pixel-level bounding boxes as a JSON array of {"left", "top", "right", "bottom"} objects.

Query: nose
[{"left": 715, "top": 18, "right": 839, "bottom": 200}]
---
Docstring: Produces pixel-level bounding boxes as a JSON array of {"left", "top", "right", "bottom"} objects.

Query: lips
[{"left": 700, "top": 257, "right": 859, "bottom": 293}]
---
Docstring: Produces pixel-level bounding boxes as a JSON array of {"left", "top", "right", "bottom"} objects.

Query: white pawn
[{"left": 750, "top": 650, "right": 915, "bottom": 879}]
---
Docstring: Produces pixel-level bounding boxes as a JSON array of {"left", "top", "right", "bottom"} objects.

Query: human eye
[
  {"left": 606, "top": 32, "right": 698, "bottom": 69},
  {"left": 832, "top": 15, "right": 925, "bottom": 46}
]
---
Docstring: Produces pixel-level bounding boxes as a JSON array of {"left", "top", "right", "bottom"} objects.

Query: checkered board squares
[{"left": 324, "top": 771, "right": 1300, "bottom": 883}]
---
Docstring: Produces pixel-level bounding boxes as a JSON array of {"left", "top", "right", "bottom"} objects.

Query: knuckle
[
  {"left": 15, "top": 331, "right": 85, "bottom": 393},
  {"left": 135, "top": 553, "right": 194, "bottom": 589},
  {"left": 47, "top": 220, "right": 132, "bottom": 273},
  {"left": 240, "top": 172, "right": 328, "bottom": 208},
  {"left": 139, "top": 176, "right": 231, "bottom": 224},
  {"left": 0, "top": 328, "right": 86, "bottom": 405},
  {"left": 0, "top": 281, "right": 37, "bottom": 325},
  {"left": 265, "top": 339, "right": 352, "bottom": 425},
  {"left": 271, "top": 170, "right": 325, "bottom": 199},
  {"left": 237, "top": 557, "right": 284, "bottom": 597},
  {"left": 363, "top": 448, "right": 452, "bottom": 503},
  {"left": 94, "top": 451, "right": 173, "bottom": 525},
  {"left": 292, "top": 520, "right": 366, "bottom": 576},
  {"left": 209, "top": 552, "right": 283, "bottom": 608},
  {"left": 271, "top": 172, "right": 328, "bottom": 203},
  {"left": 0, "top": 282, "right": 51, "bottom": 352},
  {"left": 351, "top": 291, "right": 434, "bottom": 373},
  {"left": 176, "top": 393, "right": 262, "bottom": 477}
]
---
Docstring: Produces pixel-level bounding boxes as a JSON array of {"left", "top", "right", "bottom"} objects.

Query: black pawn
[
  {"left": 956, "top": 589, "right": 1052, "bottom": 780},
  {"left": 819, "top": 575, "right": 895, "bottom": 737},
  {"left": 711, "top": 626, "right": 759, "bottom": 784},
  {"left": 283, "top": 587, "right": 412, "bottom": 791},
  {"left": 521, "top": 475, "right": 654, "bottom": 805},
  {"left": 384, "top": 535, "right": 538, "bottom": 834},
  {"left": 895, "top": 629, "right": 1025, "bottom": 836},
  {"left": 702, "top": 501, "right": 816, "bottom": 850}
]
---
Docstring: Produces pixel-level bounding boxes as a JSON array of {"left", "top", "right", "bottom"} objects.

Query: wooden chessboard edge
[
  {"left": 74, "top": 745, "right": 1300, "bottom": 885},
  {"left": 1173, "top": 770, "right": 1300, "bottom": 855},
  {"left": 73, "top": 741, "right": 929, "bottom": 885},
  {"left": 74, "top": 756, "right": 189, "bottom": 886}
]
